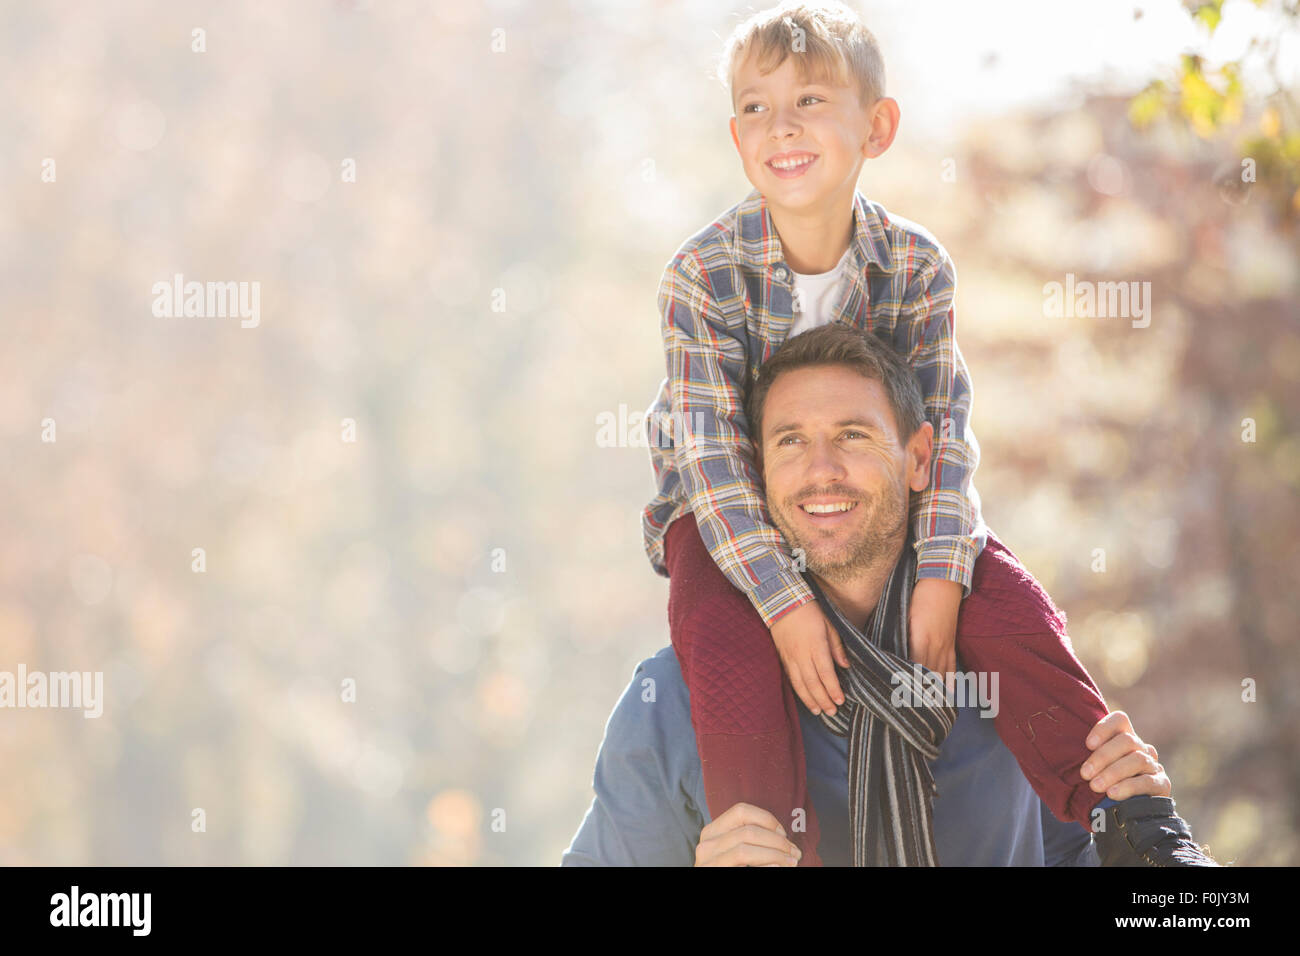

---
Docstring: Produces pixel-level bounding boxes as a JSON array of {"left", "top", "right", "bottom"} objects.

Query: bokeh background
[{"left": 1, "top": 0, "right": 1297, "bottom": 866}]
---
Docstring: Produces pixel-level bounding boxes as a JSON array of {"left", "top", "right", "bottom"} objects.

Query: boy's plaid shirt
[{"left": 642, "top": 187, "right": 987, "bottom": 627}]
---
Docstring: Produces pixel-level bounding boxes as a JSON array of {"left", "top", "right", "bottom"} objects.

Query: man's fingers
[
  {"left": 1081, "top": 730, "right": 1144, "bottom": 781},
  {"left": 704, "top": 801, "right": 785, "bottom": 839},
  {"left": 1087, "top": 748, "right": 1157, "bottom": 794},
  {"left": 706, "top": 843, "right": 798, "bottom": 867},
  {"left": 701, "top": 824, "right": 800, "bottom": 867},
  {"left": 1110, "top": 771, "right": 1172, "bottom": 800},
  {"left": 1107, "top": 765, "right": 1172, "bottom": 801},
  {"left": 1091, "top": 751, "right": 1169, "bottom": 799},
  {"left": 1085, "top": 710, "right": 1132, "bottom": 750}
]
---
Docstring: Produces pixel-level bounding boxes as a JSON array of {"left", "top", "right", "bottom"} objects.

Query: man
[
  {"left": 564, "top": 324, "right": 1214, "bottom": 866},
  {"left": 562, "top": 647, "right": 1164, "bottom": 866}
]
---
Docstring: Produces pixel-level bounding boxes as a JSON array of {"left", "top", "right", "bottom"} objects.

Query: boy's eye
[{"left": 741, "top": 95, "right": 822, "bottom": 114}]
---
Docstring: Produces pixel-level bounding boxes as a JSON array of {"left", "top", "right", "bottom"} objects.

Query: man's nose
[{"left": 804, "top": 437, "right": 848, "bottom": 481}]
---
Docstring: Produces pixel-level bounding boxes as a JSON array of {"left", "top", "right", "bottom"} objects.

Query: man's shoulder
[
  {"left": 628, "top": 644, "right": 687, "bottom": 691},
  {"left": 599, "top": 646, "right": 703, "bottom": 815},
  {"left": 561, "top": 646, "right": 702, "bottom": 867},
  {"left": 605, "top": 646, "right": 691, "bottom": 741}
]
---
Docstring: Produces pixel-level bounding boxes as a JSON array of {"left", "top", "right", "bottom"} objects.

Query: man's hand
[
  {"left": 770, "top": 601, "right": 848, "bottom": 716},
  {"left": 908, "top": 578, "right": 961, "bottom": 680},
  {"left": 1081, "top": 711, "right": 1171, "bottom": 799},
  {"left": 694, "top": 802, "right": 803, "bottom": 867}
]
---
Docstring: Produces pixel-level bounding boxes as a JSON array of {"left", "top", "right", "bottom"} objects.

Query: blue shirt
[{"left": 562, "top": 646, "right": 1099, "bottom": 867}]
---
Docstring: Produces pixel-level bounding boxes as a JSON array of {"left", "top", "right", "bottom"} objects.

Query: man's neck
[
  {"left": 809, "top": 539, "right": 905, "bottom": 634},
  {"left": 766, "top": 184, "right": 856, "bottom": 275}
]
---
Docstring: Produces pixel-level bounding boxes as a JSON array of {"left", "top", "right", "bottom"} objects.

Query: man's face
[
  {"left": 728, "top": 51, "right": 876, "bottom": 212},
  {"left": 757, "top": 364, "right": 932, "bottom": 582}
]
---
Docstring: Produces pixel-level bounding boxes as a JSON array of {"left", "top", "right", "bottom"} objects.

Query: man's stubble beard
[{"left": 770, "top": 475, "right": 910, "bottom": 586}]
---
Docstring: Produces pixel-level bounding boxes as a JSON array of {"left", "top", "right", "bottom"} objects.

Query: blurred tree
[{"left": 1129, "top": 0, "right": 1300, "bottom": 229}]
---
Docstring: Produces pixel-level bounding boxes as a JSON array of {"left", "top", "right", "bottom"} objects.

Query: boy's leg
[
  {"left": 953, "top": 530, "right": 1112, "bottom": 829},
  {"left": 956, "top": 532, "right": 1218, "bottom": 865},
  {"left": 664, "top": 512, "right": 824, "bottom": 867}
]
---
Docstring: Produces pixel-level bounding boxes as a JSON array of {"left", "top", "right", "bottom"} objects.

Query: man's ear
[
  {"left": 863, "top": 96, "right": 900, "bottom": 158},
  {"left": 905, "top": 420, "right": 933, "bottom": 492}
]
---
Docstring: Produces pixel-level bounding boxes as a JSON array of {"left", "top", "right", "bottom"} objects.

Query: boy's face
[{"left": 728, "top": 51, "right": 897, "bottom": 212}]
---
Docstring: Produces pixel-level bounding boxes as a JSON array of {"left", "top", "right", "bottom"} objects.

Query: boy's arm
[
  {"left": 658, "top": 254, "right": 813, "bottom": 626},
  {"left": 897, "top": 242, "right": 983, "bottom": 596}
]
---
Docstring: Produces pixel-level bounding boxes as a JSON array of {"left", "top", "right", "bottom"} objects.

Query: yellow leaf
[
  {"left": 1193, "top": 2, "right": 1223, "bottom": 34},
  {"left": 1262, "top": 107, "right": 1281, "bottom": 139}
]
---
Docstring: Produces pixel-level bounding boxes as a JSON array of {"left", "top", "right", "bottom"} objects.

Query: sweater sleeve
[
  {"left": 894, "top": 241, "right": 984, "bottom": 595},
  {"left": 658, "top": 253, "right": 814, "bottom": 626}
]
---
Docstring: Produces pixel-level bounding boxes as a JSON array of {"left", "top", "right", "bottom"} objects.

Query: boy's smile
[{"left": 767, "top": 149, "right": 819, "bottom": 179}]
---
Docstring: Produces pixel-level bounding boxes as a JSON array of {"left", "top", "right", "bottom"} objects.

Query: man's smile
[{"left": 796, "top": 497, "right": 860, "bottom": 524}]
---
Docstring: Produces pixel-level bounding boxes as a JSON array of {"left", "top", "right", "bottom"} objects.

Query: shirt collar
[{"left": 733, "top": 187, "right": 897, "bottom": 275}]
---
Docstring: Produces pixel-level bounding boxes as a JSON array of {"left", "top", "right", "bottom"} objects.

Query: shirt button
[{"left": 774, "top": 266, "right": 788, "bottom": 282}]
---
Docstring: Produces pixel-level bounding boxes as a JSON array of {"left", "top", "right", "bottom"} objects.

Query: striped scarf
[{"left": 806, "top": 539, "right": 957, "bottom": 866}]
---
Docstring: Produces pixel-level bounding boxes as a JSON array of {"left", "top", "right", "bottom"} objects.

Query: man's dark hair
[{"left": 744, "top": 324, "right": 928, "bottom": 447}]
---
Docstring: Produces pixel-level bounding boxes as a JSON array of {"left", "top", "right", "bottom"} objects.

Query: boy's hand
[
  {"left": 1081, "top": 711, "right": 1172, "bottom": 800},
  {"left": 908, "top": 578, "right": 962, "bottom": 679},
  {"left": 769, "top": 601, "right": 849, "bottom": 716}
]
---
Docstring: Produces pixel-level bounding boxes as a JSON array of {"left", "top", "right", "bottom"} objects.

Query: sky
[
  {"left": 868, "top": 0, "right": 1298, "bottom": 136},
  {"left": 594, "top": 0, "right": 1300, "bottom": 139}
]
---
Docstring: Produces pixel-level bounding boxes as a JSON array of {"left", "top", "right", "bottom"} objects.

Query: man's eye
[
  {"left": 778, "top": 435, "right": 801, "bottom": 445},
  {"left": 842, "top": 431, "right": 867, "bottom": 440}
]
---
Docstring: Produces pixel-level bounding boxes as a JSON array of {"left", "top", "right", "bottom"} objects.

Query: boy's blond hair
[{"left": 718, "top": 1, "right": 885, "bottom": 111}]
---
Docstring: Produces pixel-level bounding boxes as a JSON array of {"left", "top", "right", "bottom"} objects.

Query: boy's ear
[
  {"left": 729, "top": 114, "right": 741, "bottom": 154},
  {"left": 905, "top": 420, "right": 933, "bottom": 492},
  {"left": 862, "top": 96, "right": 901, "bottom": 158}
]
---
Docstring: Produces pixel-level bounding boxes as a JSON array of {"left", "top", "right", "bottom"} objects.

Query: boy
[{"left": 640, "top": 0, "right": 1217, "bottom": 866}]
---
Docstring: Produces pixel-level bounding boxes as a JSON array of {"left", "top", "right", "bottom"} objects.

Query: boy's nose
[{"left": 769, "top": 108, "right": 801, "bottom": 136}]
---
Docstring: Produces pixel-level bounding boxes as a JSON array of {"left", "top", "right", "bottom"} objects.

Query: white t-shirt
[{"left": 788, "top": 247, "right": 853, "bottom": 339}]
